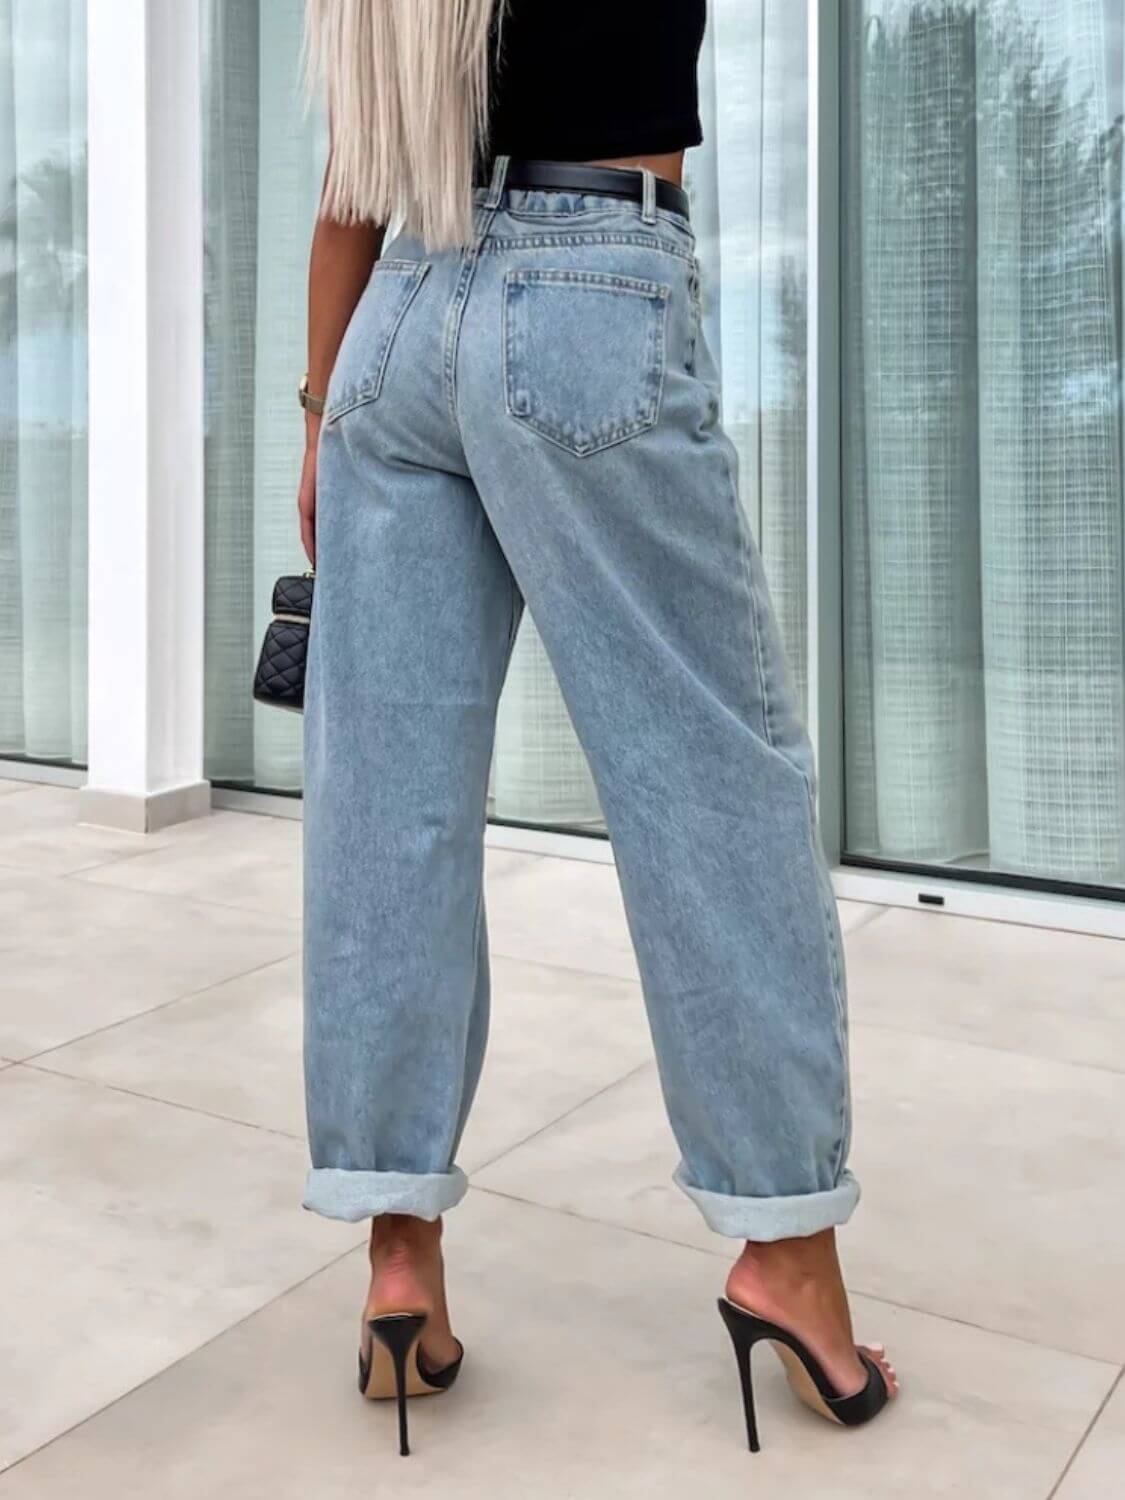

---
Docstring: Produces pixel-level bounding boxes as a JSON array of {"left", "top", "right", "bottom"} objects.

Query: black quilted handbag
[{"left": 253, "top": 573, "right": 314, "bottom": 712}]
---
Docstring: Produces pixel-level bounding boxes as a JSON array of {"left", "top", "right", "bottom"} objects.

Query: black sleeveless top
[{"left": 487, "top": 1, "right": 707, "bottom": 162}]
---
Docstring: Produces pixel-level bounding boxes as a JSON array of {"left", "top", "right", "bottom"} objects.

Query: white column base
[{"left": 78, "top": 780, "right": 212, "bottom": 834}]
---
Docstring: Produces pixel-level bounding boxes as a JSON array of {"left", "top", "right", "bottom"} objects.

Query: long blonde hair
[{"left": 303, "top": 0, "right": 502, "bottom": 251}]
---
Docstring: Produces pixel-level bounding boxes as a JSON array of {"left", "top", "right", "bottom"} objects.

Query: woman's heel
[
  {"left": 366, "top": 1313, "right": 428, "bottom": 1456},
  {"left": 717, "top": 1297, "right": 762, "bottom": 1451},
  {"left": 717, "top": 1297, "right": 891, "bottom": 1452},
  {"left": 358, "top": 1310, "right": 464, "bottom": 1457}
]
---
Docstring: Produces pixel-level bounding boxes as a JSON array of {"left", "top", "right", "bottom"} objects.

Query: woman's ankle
[
  {"left": 370, "top": 1213, "right": 443, "bottom": 1256},
  {"left": 726, "top": 1229, "right": 847, "bottom": 1311},
  {"left": 367, "top": 1215, "right": 445, "bottom": 1314}
]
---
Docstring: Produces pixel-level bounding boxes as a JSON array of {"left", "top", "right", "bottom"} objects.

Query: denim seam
[
  {"left": 720, "top": 443, "right": 775, "bottom": 750},
  {"left": 442, "top": 249, "right": 479, "bottom": 426},
  {"left": 443, "top": 195, "right": 506, "bottom": 426},
  {"left": 324, "top": 261, "right": 430, "bottom": 425},
  {"left": 504, "top": 575, "right": 524, "bottom": 661},
  {"left": 501, "top": 203, "right": 694, "bottom": 233},
  {"left": 482, "top": 232, "right": 695, "bottom": 267},
  {"left": 802, "top": 786, "right": 851, "bottom": 1185},
  {"left": 449, "top": 880, "right": 487, "bottom": 1159},
  {"left": 502, "top": 270, "right": 669, "bottom": 457},
  {"left": 726, "top": 423, "right": 849, "bottom": 1175}
]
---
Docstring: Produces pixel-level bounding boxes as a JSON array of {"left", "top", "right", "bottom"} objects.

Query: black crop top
[{"left": 487, "top": 1, "right": 707, "bottom": 162}]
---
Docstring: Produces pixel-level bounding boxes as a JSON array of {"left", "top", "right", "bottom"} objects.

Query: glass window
[
  {"left": 203, "top": 0, "right": 324, "bottom": 795},
  {"left": 842, "top": 0, "right": 1125, "bottom": 890},
  {"left": 0, "top": 1, "right": 88, "bottom": 768},
  {"left": 202, "top": 0, "right": 809, "bottom": 825}
]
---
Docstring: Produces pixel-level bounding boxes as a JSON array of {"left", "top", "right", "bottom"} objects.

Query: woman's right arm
[{"left": 299, "top": 163, "right": 384, "bottom": 564}]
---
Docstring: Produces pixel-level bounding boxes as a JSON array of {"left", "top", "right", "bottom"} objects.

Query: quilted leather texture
[
  {"left": 254, "top": 621, "right": 309, "bottom": 712},
  {"left": 272, "top": 573, "right": 314, "bottom": 618},
  {"left": 254, "top": 574, "right": 313, "bottom": 712}
]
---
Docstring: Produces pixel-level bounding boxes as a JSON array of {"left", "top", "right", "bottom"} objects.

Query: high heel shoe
[
  {"left": 717, "top": 1297, "right": 890, "bottom": 1452},
  {"left": 358, "top": 1312, "right": 464, "bottom": 1456}
]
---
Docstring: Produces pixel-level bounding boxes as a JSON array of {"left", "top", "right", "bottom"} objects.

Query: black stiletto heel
[
  {"left": 717, "top": 1298, "right": 891, "bottom": 1452},
  {"left": 358, "top": 1312, "right": 464, "bottom": 1457}
]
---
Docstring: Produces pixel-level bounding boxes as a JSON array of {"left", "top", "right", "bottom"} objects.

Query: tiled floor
[{"left": 0, "top": 783, "right": 1122, "bottom": 1497}]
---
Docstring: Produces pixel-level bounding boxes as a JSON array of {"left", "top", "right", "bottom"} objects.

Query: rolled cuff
[
  {"left": 303, "top": 1166, "right": 469, "bottom": 1223},
  {"left": 674, "top": 1166, "right": 861, "bottom": 1241}
]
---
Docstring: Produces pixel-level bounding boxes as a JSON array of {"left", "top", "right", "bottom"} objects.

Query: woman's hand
[{"left": 298, "top": 417, "right": 321, "bottom": 566}]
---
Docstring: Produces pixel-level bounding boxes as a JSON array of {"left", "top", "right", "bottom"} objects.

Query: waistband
[{"left": 475, "top": 156, "right": 690, "bottom": 223}]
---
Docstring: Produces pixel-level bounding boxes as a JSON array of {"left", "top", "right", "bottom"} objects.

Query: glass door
[
  {"left": 0, "top": 0, "right": 88, "bottom": 768},
  {"left": 841, "top": 0, "right": 1125, "bottom": 893}
]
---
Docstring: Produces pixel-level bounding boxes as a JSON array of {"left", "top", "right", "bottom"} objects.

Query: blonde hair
[{"left": 303, "top": 0, "right": 503, "bottom": 251}]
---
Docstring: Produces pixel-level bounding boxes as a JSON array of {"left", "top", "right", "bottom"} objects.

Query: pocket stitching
[
  {"left": 502, "top": 269, "right": 670, "bottom": 457},
  {"left": 325, "top": 261, "right": 430, "bottom": 424}
]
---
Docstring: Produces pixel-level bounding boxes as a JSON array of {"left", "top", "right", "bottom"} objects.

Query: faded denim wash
[{"left": 303, "top": 159, "right": 859, "bottom": 1241}]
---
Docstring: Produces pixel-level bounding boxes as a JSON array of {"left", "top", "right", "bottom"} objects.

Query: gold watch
[{"left": 299, "top": 374, "right": 326, "bottom": 416}]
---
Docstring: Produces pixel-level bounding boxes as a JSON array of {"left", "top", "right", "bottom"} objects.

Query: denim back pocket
[
  {"left": 325, "top": 259, "right": 430, "bottom": 424},
  {"left": 503, "top": 269, "right": 670, "bottom": 457}
]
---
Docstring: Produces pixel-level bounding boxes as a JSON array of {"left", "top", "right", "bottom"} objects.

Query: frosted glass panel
[
  {"left": 0, "top": 0, "right": 87, "bottom": 767},
  {"left": 842, "top": 0, "right": 1125, "bottom": 887}
]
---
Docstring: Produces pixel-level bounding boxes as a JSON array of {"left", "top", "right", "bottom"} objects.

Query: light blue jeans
[{"left": 302, "top": 159, "right": 859, "bottom": 1242}]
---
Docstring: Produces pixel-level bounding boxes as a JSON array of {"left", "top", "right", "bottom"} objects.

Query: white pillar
[{"left": 81, "top": 0, "right": 209, "bottom": 832}]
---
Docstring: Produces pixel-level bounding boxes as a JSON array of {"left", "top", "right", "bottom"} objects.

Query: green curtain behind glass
[
  {"left": 0, "top": 0, "right": 87, "bottom": 766},
  {"left": 843, "top": 0, "right": 1125, "bottom": 884}
]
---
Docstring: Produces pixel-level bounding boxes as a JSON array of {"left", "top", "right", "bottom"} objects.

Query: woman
[{"left": 297, "top": 0, "right": 898, "bottom": 1457}]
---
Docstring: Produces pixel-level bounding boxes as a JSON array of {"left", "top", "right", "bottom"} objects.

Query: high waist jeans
[{"left": 302, "top": 159, "right": 859, "bottom": 1241}]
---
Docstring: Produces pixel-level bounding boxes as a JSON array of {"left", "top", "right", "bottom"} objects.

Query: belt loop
[
  {"left": 641, "top": 168, "right": 657, "bottom": 225},
  {"left": 485, "top": 153, "right": 510, "bottom": 210}
]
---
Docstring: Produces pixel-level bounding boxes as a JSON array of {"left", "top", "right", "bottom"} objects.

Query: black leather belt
[{"left": 480, "top": 158, "right": 690, "bottom": 220}]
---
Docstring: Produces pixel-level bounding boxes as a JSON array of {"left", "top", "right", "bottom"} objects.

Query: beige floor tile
[
  {"left": 1054, "top": 1372, "right": 1125, "bottom": 1499},
  {"left": 846, "top": 907, "right": 1125, "bottom": 1071},
  {"left": 0, "top": 869, "right": 295, "bottom": 1059},
  {"left": 838, "top": 900, "right": 884, "bottom": 933},
  {"left": 33, "top": 952, "right": 653, "bottom": 1172},
  {"left": 0, "top": 1191, "right": 1111, "bottom": 1499},
  {"left": 459, "top": 958, "right": 652, "bottom": 1170},
  {"left": 484, "top": 849, "right": 641, "bottom": 980},
  {"left": 477, "top": 1028, "right": 1125, "bottom": 1364},
  {"left": 76, "top": 810, "right": 302, "bottom": 921},
  {"left": 0, "top": 785, "right": 172, "bottom": 877},
  {"left": 34, "top": 956, "right": 307, "bottom": 1132},
  {"left": 0, "top": 1068, "right": 362, "bottom": 1471},
  {"left": 476, "top": 1061, "right": 722, "bottom": 1252},
  {"left": 0, "top": 778, "right": 30, "bottom": 795},
  {"left": 846, "top": 1028, "right": 1125, "bottom": 1363}
]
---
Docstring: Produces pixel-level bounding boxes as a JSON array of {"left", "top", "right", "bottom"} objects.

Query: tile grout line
[
  {"left": 64, "top": 870, "right": 304, "bottom": 922},
  {"left": 14, "top": 1060, "right": 305, "bottom": 1143},
  {"left": 0, "top": 1237, "right": 368, "bottom": 1481},
  {"left": 467, "top": 1057, "right": 655, "bottom": 1177},
  {"left": 0, "top": 852, "right": 302, "bottom": 923},
  {"left": 56, "top": 814, "right": 287, "bottom": 881},
  {"left": 469, "top": 1184, "right": 1124, "bottom": 1369},
  {"left": 1046, "top": 1363, "right": 1124, "bottom": 1499},
  {"left": 487, "top": 947, "right": 642, "bottom": 987},
  {"left": 9, "top": 951, "right": 300, "bottom": 1070},
  {"left": 841, "top": 904, "right": 891, "bottom": 937},
  {"left": 850, "top": 1015, "right": 1125, "bottom": 1080}
]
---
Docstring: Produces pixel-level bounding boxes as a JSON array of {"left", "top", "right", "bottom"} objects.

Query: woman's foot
[
  {"left": 725, "top": 1229, "right": 899, "bottom": 1401},
  {"left": 365, "top": 1214, "right": 462, "bottom": 1370}
]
